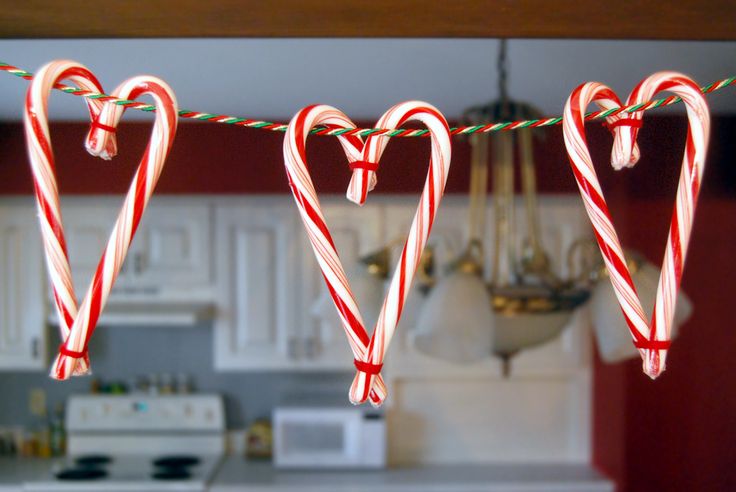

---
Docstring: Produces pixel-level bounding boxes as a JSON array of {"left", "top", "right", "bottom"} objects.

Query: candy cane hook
[
  {"left": 284, "top": 102, "right": 451, "bottom": 406},
  {"left": 48, "top": 76, "right": 178, "bottom": 379},
  {"left": 24, "top": 60, "right": 114, "bottom": 376},
  {"left": 563, "top": 72, "right": 709, "bottom": 378}
]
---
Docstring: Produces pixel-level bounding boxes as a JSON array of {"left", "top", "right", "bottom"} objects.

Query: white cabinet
[
  {"left": 59, "top": 199, "right": 212, "bottom": 297},
  {"left": 126, "top": 203, "right": 212, "bottom": 291},
  {"left": 213, "top": 198, "right": 385, "bottom": 371},
  {"left": 0, "top": 203, "right": 46, "bottom": 370},
  {"left": 296, "top": 202, "right": 384, "bottom": 369},
  {"left": 213, "top": 200, "right": 299, "bottom": 370}
]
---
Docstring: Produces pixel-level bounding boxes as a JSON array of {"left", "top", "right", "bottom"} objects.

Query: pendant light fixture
[{"left": 413, "top": 40, "right": 590, "bottom": 374}]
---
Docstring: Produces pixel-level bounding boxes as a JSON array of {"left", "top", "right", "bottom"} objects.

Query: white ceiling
[{"left": 0, "top": 39, "right": 734, "bottom": 122}]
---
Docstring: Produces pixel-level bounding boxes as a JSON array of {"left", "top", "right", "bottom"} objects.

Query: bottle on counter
[
  {"left": 20, "top": 430, "right": 37, "bottom": 457},
  {"left": 36, "top": 422, "right": 51, "bottom": 458},
  {"left": 148, "top": 374, "right": 160, "bottom": 395},
  {"left": 49, "top": 403, "right": 66, "bottom": 456},
  {"left": 159, "top": 373, "right": 174, "bottom": 395},
  {"left": 245, "top": 418, "right": 273, "bottom": 461},
  {"left": 175, "top": 373, "right": 193, "bottom": 394}
]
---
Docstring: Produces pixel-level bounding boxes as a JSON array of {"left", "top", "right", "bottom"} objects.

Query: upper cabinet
[
  {"left": 212, "top": 198, "right": 385, "bottom": 371},
  {"left": 0, "top": 202, "right": 46, "bottom": 370},
  {"left": 295, "top": 201, "right": 384, "bottom": 369},
  {"left": 213, "top": 199, "right": 299, "bottom": 370},
  {"left": 59, "top": 198, "right": 213, "bottom": 299},
  {"left": 0, "top": 195, "right": 592, "bottom": 375}
]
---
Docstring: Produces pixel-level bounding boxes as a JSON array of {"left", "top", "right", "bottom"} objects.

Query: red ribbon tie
[{"left": 354, "top": 359, "right": 383, "bottom": 375}]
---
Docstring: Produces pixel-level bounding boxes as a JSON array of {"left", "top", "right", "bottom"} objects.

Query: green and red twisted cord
[{"left": 1, "top": 61, "right": 734, "bottom": 138}]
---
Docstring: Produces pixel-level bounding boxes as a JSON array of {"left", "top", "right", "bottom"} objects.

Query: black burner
[
  {"left": 55, "top": 468, "right": 108, "bottom": 480},
  {"left": 152, "top": 468, "right": 192, "bottom": 480},
  {"left": 153, "top": 455, "right": 200, "bottom": 468},
  {"left": 75, "top": 454, "right": 113, "bottom": 467}
]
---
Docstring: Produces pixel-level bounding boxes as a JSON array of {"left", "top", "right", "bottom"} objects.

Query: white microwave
[{"left": 273, "top": 406, "right": 386, "bottom": 469}]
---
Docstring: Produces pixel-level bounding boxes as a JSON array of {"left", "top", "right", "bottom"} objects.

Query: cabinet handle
[
  {"left": 304, "top": 336, "right": 317, "bottom": 358},
  {"left": 134, "top": 252, "right": 147, "bottom": 274},
  {"left": 31, "top": 338, "right": 39, "bottom": 359},
  {"left": 287, "top": 337, "right": 300, "bottom": 359}
]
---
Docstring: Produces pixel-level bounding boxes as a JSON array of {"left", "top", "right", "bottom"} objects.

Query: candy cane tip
[
  {"left": 611, "top": 154, "right": 638, "bottom": 171},
  {"left": 345, "top": 191, "right": 366, "bottom": 206},
  {"left": 85, "top": 134, "right": 118, "bottom": 161},
  {"left": 642, "top": 351, "right": 665, "bottom": 379},
  {"left": 368, "top": 399, "right": 384, "bottom": 409}
]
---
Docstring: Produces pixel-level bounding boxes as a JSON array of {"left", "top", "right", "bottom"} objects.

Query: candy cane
[
  {"left": 284, "top": 102, "right": 451, "bottom": 405},
  {"left": 563, "top": 72, "right": 709, "bottom": 378},
  {"left": 611, "top": 72, "right": 709, "bottom": 376},
  {"left": 284, "top": 105, "right": 386, "bottom": 405},
  {"left": 24, "top": 60, "right": 114, "bottom": 376},
  {"left": 25, "top": 64, "right": 179, "bottom": 380}
]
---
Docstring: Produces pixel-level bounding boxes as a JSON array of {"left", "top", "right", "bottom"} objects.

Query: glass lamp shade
[
  {"left": 590, "top": 261, "right": 694, "bottom": 363},
  {"left": 492, "top": 310, "right": 573, "bottom": 357},
  {"left": 396, "top": 285, "right": 427, "bottom": 335},
  {"left": 412, "top": 270, "right": 494, "bottom": 364},
  {"left": 310, "top": 265, "right": 386, "bottom": 332}
]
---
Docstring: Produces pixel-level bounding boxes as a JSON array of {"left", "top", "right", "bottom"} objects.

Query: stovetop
[{"left": 23, "top": 454, "right": 224, "bottom": 492}]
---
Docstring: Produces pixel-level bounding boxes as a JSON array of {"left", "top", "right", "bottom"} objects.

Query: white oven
[
  {"left": 23, "top": 394, "right": 225, "bottom": 492},
  {"left": 273, "top": 407, "right": 386, "bottom": 469}
]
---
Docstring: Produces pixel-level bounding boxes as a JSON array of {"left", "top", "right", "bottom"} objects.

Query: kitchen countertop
[
  {"left": 0, "top": 458, "right": 52, "bottom": 491},
  {"left": 210, "top": 458, "right": 615, "bottom": 492},
  {"left": 0, "top": 457, "right": 615, "bottom": 491}
]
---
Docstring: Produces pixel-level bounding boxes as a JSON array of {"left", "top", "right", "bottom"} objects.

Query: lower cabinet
[{"left": 0, "top": 203, "right": 46, "bottom": 370}]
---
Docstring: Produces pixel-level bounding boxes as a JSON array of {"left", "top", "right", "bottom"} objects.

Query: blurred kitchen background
[{"left": 0, "top": 38, "right": 734, "bottom": 492}]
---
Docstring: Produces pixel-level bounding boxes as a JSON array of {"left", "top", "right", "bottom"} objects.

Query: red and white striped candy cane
[
  {"left": 25, "top": 65, "right": 179, "bottom": 380},
  {"left": 284, "top": 102, "right": 451, "bottom": 406},
  {"left": 284, "top": 104, "right": 386, "bottom": 405},
  {"left": 563, "top": 72, "right": 709, "bottom": 378},
  {"left": 24, "top": 60, "right": 115, "bottom": 376}
]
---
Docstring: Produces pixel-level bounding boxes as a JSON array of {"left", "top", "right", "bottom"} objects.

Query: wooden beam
[{"left": 1, "top": 0, "right": 734, "bottom": 40}]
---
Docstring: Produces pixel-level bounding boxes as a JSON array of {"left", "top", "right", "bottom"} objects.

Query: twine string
[{"left": 1, "top": 61, "right": 733, "bottom": 138}]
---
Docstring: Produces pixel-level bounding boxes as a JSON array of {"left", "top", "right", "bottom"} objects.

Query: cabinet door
[
  {"left": 213, "top": 201, "right": 298, "bottom": 370},
  {"left": 60, "top": 200, "right": 212, "bottom": 297},
  {"left": 296, "top": 201, "right": 385, "bottom": 369},
  {"left": 60, "top": 202, "right": 134, "bottom": 294},
  {"left": 0, "top": 204, "right": 46, "bottom": 370},
  {"left": 132, "top": 204, "right": 212, "bottom": 289}
]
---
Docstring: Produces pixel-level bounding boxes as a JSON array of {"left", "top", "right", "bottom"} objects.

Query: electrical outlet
[{"left": 29, "top": 388, "right": 46, "bottom": 418}]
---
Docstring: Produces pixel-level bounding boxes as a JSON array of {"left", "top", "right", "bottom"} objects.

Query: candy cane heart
[
  {"left": 284, "top": 102, "right": 451, "bottom": 406},
  {"left": 607, "top": 72, "right": 709, "bottom": 377},
  {"left": 24, "top": 60, "right": 116, "bottom": 376},
  {"left": 26, "top": 69, "right": 180, "bottom": 380},
  {"left": 349, "top": 102, "right": 451, "bottom": 406},
  {"left": 283, "top": 104, "right": 388, "bottom": 405},
  {"left": 563, "top": 73, "right": 709, "bottom": 379}
]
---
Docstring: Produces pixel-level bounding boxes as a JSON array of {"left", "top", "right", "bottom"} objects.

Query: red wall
[{"left": 2, "top": 116, "right": 734, "bottom": 490}]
